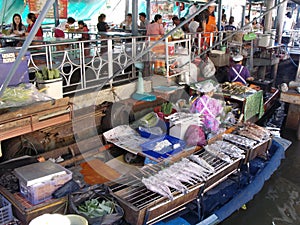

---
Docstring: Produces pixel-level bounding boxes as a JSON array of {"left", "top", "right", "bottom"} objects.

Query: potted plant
[{"left": 35, "top": 67, "right": 63, "bottom": 99}]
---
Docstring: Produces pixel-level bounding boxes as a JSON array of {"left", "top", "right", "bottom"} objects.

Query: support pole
[
  {"left": 217, "top": 0, "right": 222, "bottom": 31},
  {"left": 272, "top": 0, "right": 288, "bottom": 86},
  {"left": 0, "top": 0, "right": 56, "bottom": 97},
  {"left": 258, "top": 0, "right": 275, "bottom": 81},
  {"left": 146, "top": 0, "right": 151, "bottom": 21},
  {"left": 54, "top": 0, "right": 59, "bottom": 27},
  {"left": 132, "top": 0, "right": 138, "bottom": 35}
]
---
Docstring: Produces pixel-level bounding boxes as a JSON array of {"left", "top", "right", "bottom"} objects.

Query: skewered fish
[
  {"left": 142, "top": 177, "right": 173, "bottom": 200},
  {"left": 222, "top": 133, "right": 257, "bottom": 149},
  {"left": 155, "top": 173, "right": 188, "bottom": 194},
  {"left": 244, "top": 122, "right": 271, "bottom": 138},
  {"left": 189, "top": 155, "right": 215, "bottom": 173},
  {"left": 204, "top": 145, "right": 233, "bottom": 164},
  {"left": 213, "top": 141, "right": 245, "bottom": 159},
  {"left": 237, "top": 130, "right": 262, "bottom": 142}
]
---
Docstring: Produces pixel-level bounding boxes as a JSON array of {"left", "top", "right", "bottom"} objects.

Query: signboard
[{"left": 28, "top": 0, "right": 68, "bottom": 18}]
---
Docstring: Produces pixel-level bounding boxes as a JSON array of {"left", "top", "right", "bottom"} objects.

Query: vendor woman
[
  {"left": 228, "top": 54, "right": 253, "bottom": 85},
  {"left": 190, "top": 82, "right": 223, "bottom": 133}
]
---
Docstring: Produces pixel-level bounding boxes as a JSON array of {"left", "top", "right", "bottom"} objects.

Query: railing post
[{"left": 107, "top": 39, "right": 114, "bottom": 88}]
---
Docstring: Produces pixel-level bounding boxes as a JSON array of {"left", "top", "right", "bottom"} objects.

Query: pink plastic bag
[{"left": 184, "top": 125, "right": 206, "bottom": 147}]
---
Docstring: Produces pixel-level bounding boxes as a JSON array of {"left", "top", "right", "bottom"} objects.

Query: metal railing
[{"left": 15, "top": 30, "right": 241, "bottom": 97}]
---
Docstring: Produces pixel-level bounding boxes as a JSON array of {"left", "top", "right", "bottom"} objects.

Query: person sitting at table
[
  {"left": 190, "top": 81, "right": 223, "bottom": 134},
  {"left": 10, "top": 13, "right": 26, "bottom": 36},
  {"left": 228, "top": 54, "right": 254, "bottom": 85},
  {"left": 25, "top": 13, "right": 43, "bottom": 37},
  {"left": 97, "top": 14, "right": 109, "bottom": 32},
  {"left": 77, "top": 20, "right": 90, "bottom": 56},
  {"left": 146, "top": 14, "right": 164, "bottom": 36},
  {"left": 54, "top": 17, "right": 76, "bottom": 38},
  {"left": 77, "top": 21, "right": 89, "bottom": 40},
  {"left": 120, "top": 13, "right": 132, "bottom": 31},
  {"left": 138, "top": 12, "right": 149, "bottom": 29}
]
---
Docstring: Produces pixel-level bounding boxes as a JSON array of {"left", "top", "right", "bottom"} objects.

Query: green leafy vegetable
[{"left": 77, "top": 198, "right": 115, "bottom": 218}]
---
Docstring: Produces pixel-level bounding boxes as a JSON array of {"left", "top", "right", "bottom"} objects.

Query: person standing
[
  {"left": 283, "top": 12, "right": 295, "bottom": 33},
  {"left": 10, "top": 14, "right": 26, "bottom": 36},
  {"left": 228, "top": 55, "right": 253, "bottom": 85},
  {"left": 146, "top": 14, "right": 164, "bottom": 36},
  {"left": 198, "top": 3, "right": 218, "bottom": 46},
  {"left": 138, "top": 12, "right": 149, "bottom": 29}
]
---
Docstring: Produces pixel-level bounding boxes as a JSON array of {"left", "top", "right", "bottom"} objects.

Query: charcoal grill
[{"left": 107, "top": 151, "right": 242, "bottom": 225}]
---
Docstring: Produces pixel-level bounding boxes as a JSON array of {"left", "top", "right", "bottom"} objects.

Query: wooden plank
[
  {"left": 80, "top": 159, "right": 121, "bottom": 185},
  {"left": 0, "top": 97, "right": 70, "bottom": 122},
  {"left": 280, "top": 91, "right": 300, "bottom": 105}
]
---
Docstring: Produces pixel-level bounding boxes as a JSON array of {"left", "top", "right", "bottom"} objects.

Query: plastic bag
[
  {"left": 69, "top": 184, "right": 124, "bottom": 225},
  {"left": 199, "top": 57, "right": 216, "bottom": 78},
  {"left": 184, "top": 125, "right": 206, "bottom": 147}
]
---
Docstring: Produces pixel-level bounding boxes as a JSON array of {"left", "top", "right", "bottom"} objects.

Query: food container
[
  {"left": 140, "top": 135, "right": 186, "bottom": 159},
  {"left": 14, "top": 161, "right": 72, "bottom": 205}
]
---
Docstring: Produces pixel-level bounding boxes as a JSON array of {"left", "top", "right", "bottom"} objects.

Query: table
[
  {"left": 0, "top": 35, "right": 78, "bottom": 45},
  {"left": 280, "top": 90, "right": 300, "bottom": 140},
  {"left": 98, "top": 31, "right": 134, "bottom": 38},
  {"left": 289, "top": 47, "right": 300, "bottom": 82}
]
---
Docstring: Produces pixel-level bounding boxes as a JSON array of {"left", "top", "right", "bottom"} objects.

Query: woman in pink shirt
[{"left": 146, "top": 14, "right": 164, "bottom": 37}]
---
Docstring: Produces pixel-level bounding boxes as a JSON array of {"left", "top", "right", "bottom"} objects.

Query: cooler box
[
  {"left": 0, "top": 48, "right": 30, "bottom": 86},
  {"left": 14, "top": 161, "right": 72, "bottom": 205}
]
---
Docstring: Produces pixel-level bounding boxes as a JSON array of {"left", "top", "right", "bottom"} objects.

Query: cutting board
[{"left": 80, "top": 159, "right": 121, "bottom": 185}]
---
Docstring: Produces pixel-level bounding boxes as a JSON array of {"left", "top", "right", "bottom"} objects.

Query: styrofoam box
[{"left": 19, "top": 168, "right": 72, "bottom": 205}]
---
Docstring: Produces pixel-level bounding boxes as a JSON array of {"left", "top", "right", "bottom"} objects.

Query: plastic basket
[
  {"left": 0, "top": 195, "right": 13, "bottom": 225},
  {"left": 140, "top": 135, "right": 186, "bottom": 159}
]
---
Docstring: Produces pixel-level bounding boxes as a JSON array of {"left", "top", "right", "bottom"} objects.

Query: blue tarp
[{"left": 198, "top": 139, "right": 288, "bottom": 225}]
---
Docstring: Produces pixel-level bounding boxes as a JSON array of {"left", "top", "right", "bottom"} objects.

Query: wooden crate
[{"left": 0, "top": 186, "right": 68, "bottom": 225}]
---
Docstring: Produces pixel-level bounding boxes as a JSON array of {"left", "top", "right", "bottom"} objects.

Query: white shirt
[
  {"left": 284, "top": 17, "right": 294, "bottom": 32},
  {"left": 189, "top": 21, "right": 199, "bottom": 33}
]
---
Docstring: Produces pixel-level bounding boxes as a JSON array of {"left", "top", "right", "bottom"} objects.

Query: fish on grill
[
  {"left": 168, "top": 165, "right": 204, "bottom": 183},
  {"left": 170, "top": 163, "right": 206, "bottom": 181},
  {"left": 189, "top": 154, "right": 215, "bottom": 173},
  {"left": 222, "top": 133, "right": 257, "bottom": 149},
  {"left": 156, "top": 172, "right": 188, "bottom": 193},
  {"left": 181, "top": 158, "right": 211, "bottom": 177},
  {"left": 204, "top": 145, "right": 233, "bottom": 164},
  {"left": 161, "top": 169, "right": 198, "bottom": 185},
  {"left": 244, "top": 122, "right": 271, "bottom": 139},
  {"left": 213, "top": 141, "right": 245, "bottom": 159},
  {"left": 142, "top": 176, "right": 173, "bottom": 200},
  {"left": 237, "top": 130, "right": 262, "bottom": 142}
]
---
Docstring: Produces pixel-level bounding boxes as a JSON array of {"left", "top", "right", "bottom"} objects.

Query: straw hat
[{"left": 232, "top": 54, "right": 243, "bottom": 62}]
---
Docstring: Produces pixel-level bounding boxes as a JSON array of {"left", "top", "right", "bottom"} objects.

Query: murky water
[{"left": 221, "top": 129, "right": 300, "bottom": 225}]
